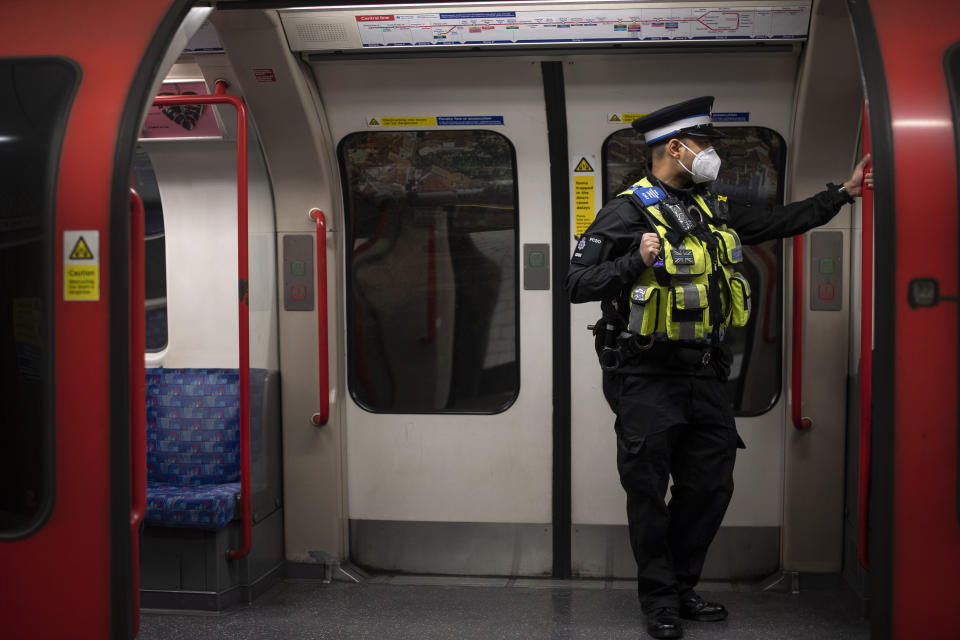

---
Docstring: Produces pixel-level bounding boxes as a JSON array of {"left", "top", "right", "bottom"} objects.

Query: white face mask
[{"left": 677, "top": 142, "right": 721, "bottom": 184}]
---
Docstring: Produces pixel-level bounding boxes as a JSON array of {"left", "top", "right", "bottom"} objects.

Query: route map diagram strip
[{"left": 354, "top": 6, "right": 811, "bottom": 47}]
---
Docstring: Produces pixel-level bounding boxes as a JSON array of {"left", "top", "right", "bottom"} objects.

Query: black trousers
[{"left": 603, "top": 372, "right": 739, "bottom": 613}]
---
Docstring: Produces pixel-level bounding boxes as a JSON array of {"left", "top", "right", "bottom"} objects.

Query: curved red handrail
[
  {"left": 129, "top": 188, "right": 145, "bottom": 634},
  {"left": 792, "top": 235, "right": 813, "bottom": 430},
  {"left": 858, "top": 102, "right": 873, "bottom": 570},
  {"left": 310, "top": 209, "right": 330, "bottom": 427},
  {"left": 154, "top": 81, "right": 251, "bottom": 561}
]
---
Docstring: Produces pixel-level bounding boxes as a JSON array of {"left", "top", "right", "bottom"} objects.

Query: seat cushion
[
  {"left": 145, "top": 481, "right": 240, "bottom": 530},
  {"left": 146, "top": 369, "right": 240, "bottom": 485}
]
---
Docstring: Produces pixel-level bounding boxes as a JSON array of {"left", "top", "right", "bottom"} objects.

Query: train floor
[{"left": 139, "top": 574, "right": 869, "bottom": 639}]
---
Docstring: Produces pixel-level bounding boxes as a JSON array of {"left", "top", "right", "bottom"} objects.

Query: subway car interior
[{"left": 1, "top": 0, "right": 959, "bottom": 638}]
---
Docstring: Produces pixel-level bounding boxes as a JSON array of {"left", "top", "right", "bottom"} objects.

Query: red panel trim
[{"left": 0, "top": 2, "right": 184, "bottom": 638}]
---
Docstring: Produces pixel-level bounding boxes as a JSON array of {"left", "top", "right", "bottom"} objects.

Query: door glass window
[
  {"left": 340, "top": 130, "right": 519, "bottom": 414},
  {"left": 602, "top": 126, "right": 786, "bottom": 415},
  {"left": 132, "top": 148, "right": 168, "bottom": 352},
  {"left": 0, "top": 58, "right": 79, "bottom": 536}
]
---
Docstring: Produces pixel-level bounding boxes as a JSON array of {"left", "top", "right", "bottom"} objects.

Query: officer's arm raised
[{"left": 728, "top": 155, "right": 872, "bottom": 245}]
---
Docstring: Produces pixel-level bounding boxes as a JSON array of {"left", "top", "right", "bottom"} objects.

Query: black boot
[
  {"left": 679, "top": 593, "right": 728, "bottom": 621},
  {"left": 645, "top": 607, "right": 683, "bottom": 638}
]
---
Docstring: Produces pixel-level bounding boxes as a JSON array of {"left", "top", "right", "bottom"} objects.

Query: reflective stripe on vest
[{"left": 620, "top": 177, "right": 750, "bottom": 343}]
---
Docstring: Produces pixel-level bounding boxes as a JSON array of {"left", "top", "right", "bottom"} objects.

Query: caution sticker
[
  {"left": 366, "top": 115, "right": 505, "bottom": 127},
  {"left": 64, "top": 230, "right": 99, "bottom": 301},
  {"left": 570, "top": 154, "right": 597, "bottom": 236},
  {"left": 367, "top": 116, "right": 438, "bottom": 127},
  {"left": 608, "top": 112, "right": 647, "bottom": 124},
  {"left": 573, "top": 157, "right": 595, "bottom": 173}
]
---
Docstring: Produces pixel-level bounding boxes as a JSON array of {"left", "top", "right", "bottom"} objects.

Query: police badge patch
[{"left": 571, "top": 235, "right": 604, "bottom": 265}]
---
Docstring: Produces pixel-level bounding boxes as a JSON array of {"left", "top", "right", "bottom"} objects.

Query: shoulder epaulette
[{"left": 622, "top": 183, "right": 666, "bottom": 207}]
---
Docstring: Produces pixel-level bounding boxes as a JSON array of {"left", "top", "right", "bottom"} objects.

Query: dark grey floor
[{"left": 139, "top": 578, "right": 869, "bottom": 640}]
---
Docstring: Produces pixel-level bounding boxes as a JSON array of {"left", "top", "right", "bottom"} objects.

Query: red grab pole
[
  {"left": 792, "top": 235, "right": 812, "bottom": 431},
  {"left": 309, "top": 209, "right": 330, "bottom": 427},
  {"left": 128, "top": 188, "right": 146, "bottom": 634},
  {"left": 153, "top": 81, "right": 251, "bottom": 561}
]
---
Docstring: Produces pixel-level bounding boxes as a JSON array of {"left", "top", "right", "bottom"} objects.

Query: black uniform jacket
[
  {"left": 568, "top": 176, "right": 850, "bottom": 437},
  {"left": 566, "top": 175, "right": 851, "bottom": 374}
]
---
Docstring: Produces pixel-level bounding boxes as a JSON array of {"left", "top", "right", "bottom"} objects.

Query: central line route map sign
[{"left": 354, "top": 5, "right": 811, "bottom": 47}]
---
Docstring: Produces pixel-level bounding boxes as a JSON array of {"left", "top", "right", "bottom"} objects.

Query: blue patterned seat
[
  {"left": 145, "top": 368, "right": 247, "bottom": 530},
  {"left": 145, "top": 481, "right": 241, "bottom": 529}
]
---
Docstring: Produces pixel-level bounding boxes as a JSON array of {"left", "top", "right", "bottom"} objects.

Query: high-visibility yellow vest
[{"left": 619, "top": 177, "right": 751, "bottom": 343}]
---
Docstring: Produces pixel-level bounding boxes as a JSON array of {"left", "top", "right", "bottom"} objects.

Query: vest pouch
[
  {"left": 628, "top": 284, "right": 660, "bottom": 336},
  {"left": 667, "top": 283, "right": 709, "bottom": 341},
  {"left": 663, "top": 236, "right": 707, "bottom": 276},
  {"left": 714, "top": 227, "right": 743, "bottom": 265},
  {"left": 728, "top": 272, "right": 751, "bottom": 327}
]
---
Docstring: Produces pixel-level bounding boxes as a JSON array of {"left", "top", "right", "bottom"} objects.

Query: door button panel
[{"left": 809, "top": 231, "right": 842, "bottom": 311}]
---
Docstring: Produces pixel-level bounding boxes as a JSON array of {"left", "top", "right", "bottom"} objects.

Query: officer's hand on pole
[
  {"left": 843, "top": 154, "right": 873, "bottom": 197},
  {"left": 639, "top": 232, "right": 662, "bottom": 267}
]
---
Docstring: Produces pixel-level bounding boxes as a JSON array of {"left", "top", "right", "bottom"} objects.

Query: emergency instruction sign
[
  {"left": 607, "top": 112, "right": 647, "bottom": 124},
  {"left": 571, "top": 154, "right": 597, "bottom": 236},
  {"left": 366, "top": 115, "right": 504, "bottom": 127},
  {"left": 64, "top": 230, "right": 99, "bottom": 301}
]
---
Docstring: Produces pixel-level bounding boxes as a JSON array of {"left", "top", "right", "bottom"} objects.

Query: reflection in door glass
[
  {"left": 603, "top": 127, "right": 786, "bottom": 415},
  {"left": 340, "top": 131, "right": 519, "bottom": 413},
  {"left": 0, "top": 58, "right": 78, "bottom": 535}
]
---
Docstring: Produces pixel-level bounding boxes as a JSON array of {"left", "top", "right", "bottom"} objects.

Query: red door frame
[
  {"left": 848, "top": 0, "right": 960, "bottom": 638},
  {"left": 0, "top": 2, "right": 190, "bottom": 638}
]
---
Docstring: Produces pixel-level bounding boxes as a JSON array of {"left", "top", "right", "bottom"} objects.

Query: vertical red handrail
[
  {"left": 792, "top": 235, "right": 813, "bottom": 430},
  {"left": 129, "top": 188, "right": 145, "bottom": 634},
  {"left": 858, "top": 103, "right": 874, "bottom": 569},
  {"left": 309, "top": 209, "right": 330, "bottom": 427},
  {"left": 153, "top": 81, "right": 251, "bottom": 560}
]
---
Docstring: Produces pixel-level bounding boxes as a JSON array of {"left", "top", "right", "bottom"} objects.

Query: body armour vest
[{"left": 619, "top": 177, "right": 752, "bottom": 344}]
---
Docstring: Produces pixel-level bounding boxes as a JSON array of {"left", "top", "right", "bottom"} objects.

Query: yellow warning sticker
[
  {"left": 574, "top": 157, "right": 595, "bottom": 173},
  {"left": 608, "top": 112, "right": 647, "bottom": 124},
  {"left": 64, "top": 230, "right": 100, "bottom": 301},
  {"left": 571, "top": 153, "right": 597, "bottom": 235},
  {"left": 69, "top": 236, "right": 94, "bottom": 260},
  {"left": 367, "top": 116, "right": 438, "bottom": 127},
  {"left": 574, "top": 176, "right": 596, "bottom": 236},
  {"left": 65, "top": 266, "right": 99, "bottom": 300}
]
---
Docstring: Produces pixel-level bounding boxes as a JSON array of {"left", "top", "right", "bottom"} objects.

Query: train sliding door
[
  {"left": 849, "top": 0, "right": 960, "bottom": 637},
  {"left": 0, "top": 1, "right": 189, "bottom": 638},
  {"left": 312, "top": 58, "right": 555, "bottom": 574},
  {"left": 565, "top": 51, "right": 798, "bottom": 578}
]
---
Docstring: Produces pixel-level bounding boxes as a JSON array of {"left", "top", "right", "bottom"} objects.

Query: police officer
[{"left": 565, "top": 96, "right": 872, "bottom": 639}]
